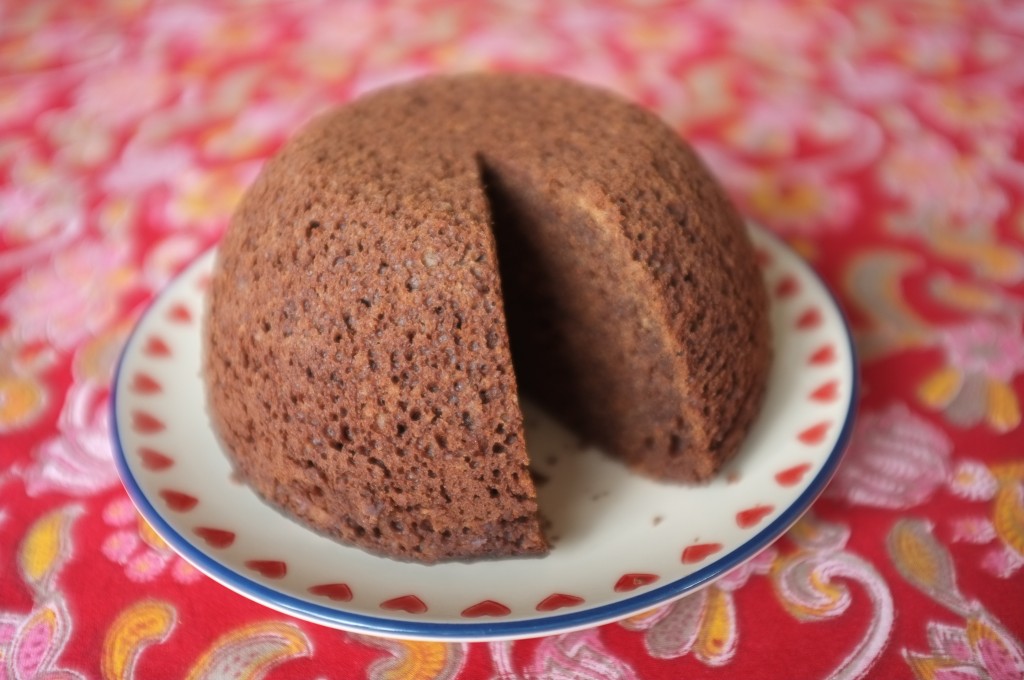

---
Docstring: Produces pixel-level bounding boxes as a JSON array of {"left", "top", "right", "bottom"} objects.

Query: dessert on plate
[{"left": 203, "top": 73, "right": 771, "bottom": 563}]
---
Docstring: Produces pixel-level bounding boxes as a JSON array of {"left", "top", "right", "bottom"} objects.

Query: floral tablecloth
[{"left": 2, "top": 1, "right": 1023, "bottom": 678}]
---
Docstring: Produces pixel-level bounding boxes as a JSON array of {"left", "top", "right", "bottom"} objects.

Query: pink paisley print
[
  {"left": 941, "top": 320, "right": 1024, "bottom": 384},
  {"left": 529, "top": 630, "right": 638, "bottom": 680},
  {"left": 102, "top": 142, "right": 195, "bottom": 196},
  {"left": 1, "top": 239, "right": 135, "bottom": 350},
  {"left": 717, "top": 547, "right": 777, "bottom": 591},
  {"left": 828, "top": 403, "right": 952, "bottom": 509},
  {"left": 918, "top": 85, "right": 1017, "bottom": 136},
  {"left": 905, "top": 615, "right": 1024, "bottom": 680},
  {"left": 615, "top": 551, "right": 775, "bottom": 667},
  {"left": 879, "top": 132, "right": 1009, "bottom": 233},
  {"left": 946, "top": 461, "right": 1024, "bottom": 580},
  {"left": 0, "top": 599, "right": 84, "bottom": 680},
  {"left": 949, "top": 517, "right": 997, "bottom": 545},
  {"left": 140, "top": 235, "right": 206, "bottom": 291},
  {"left": 25, "top": 383, "right": 118, "bottom": 497},
  {"left": 730, "top": 1, "right": 822, "bottom": 50},
  {"left": 981, "top": 544, "right": 1024, "bottom": 579},
  {"left": 73, "top": 62, "right": 172, "bottom": 128},
  {"left": 948, "top": 460, "right": 1000, "bottom": 502},
  {"left": 921, "top": 319, "right": 1024, "bottom": 431},
  {"left": 0, "top": 149, "right": 86, "bottom": 278}
]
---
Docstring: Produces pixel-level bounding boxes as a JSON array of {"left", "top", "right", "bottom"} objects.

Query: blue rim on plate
[{"left": 110, "top": 226, "right": 858, "bottom": 641}]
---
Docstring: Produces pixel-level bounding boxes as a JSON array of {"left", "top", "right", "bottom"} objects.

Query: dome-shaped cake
[{"left": 204, "top": 74, "right": 771, "bottom": 563}]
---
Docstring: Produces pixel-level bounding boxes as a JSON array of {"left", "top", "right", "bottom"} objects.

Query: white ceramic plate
[{"left": 111, "top": 225, "right": 856, "bottom": 641}]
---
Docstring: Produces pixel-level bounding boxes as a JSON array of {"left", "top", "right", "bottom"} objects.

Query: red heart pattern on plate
[
  {"left": 736, "top": 504, "right": 774, "bottom": 528},
  {"left": 774, "top": 275, "right": 799, "bottom": 298},
  {"left": 681, "top": 542, "right": 722, "bottom": 564},
  {"left": 810, "top": 380, "right": 839, "bottom": 402},
  {"left": 245, "top": 560, "right": 287, "bottom": 579},
  {"left": 798, "top": 421, "right": 831, "bottom": 444},
  {"left": 194, "top": 527, "right": 235, "bottom": 548},
  {"left": 309, "top": 583, "right": 354, "bottom": 602},
  {"left": 380, "top": 595, "right": 427, "bottom": 614},
  {"left": 138, "top": 447, "right": 174, "bottom": 471},
  {"left": 775, "top": 463, "right": 812, "bottom": 487},
  {"left": 131, "top": 372, "right": 162, "bottom": 394},
  {"left": 144, "top": 336, "right": 171, "bottom": 357},
  {"left": 809, "top": 344, "right": 836, "bottom": 365},
  {"left": 159, "top": 489, "right": 198, "bottom": 512},
  {"left": 536, "top": 594, "right": 585, "bottom": 611},
  {"left": 796, "top": 308, "right": 822, "bottom": 330},
  {"left": 462, "top": 600, "right": 511, "bottom": 618},
  {"left": 614, "top": 573, "right": 659, "bottom": 592},
  {"left": 132, "top": 411, "right": 165, "bottom": 434},
  {"left": 167, "top": 303, "right": 192, "bottom": 323}
]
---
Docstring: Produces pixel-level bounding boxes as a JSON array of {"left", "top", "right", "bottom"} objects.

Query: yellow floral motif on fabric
[
  {"left": 359, "top": 634, "right": 466, "bottom": 680},
  {"left": 73, "top": 320, "right": 133, "bottom": 382},
  {"left": 18, "top": 505, "right": 79, "bottom": 595},
  {"left": 888, "top": 520, "right": 954, "bottom": 602},
  {"left": 185, "top": 621, "right": 310, "bottom": 680},
  {"left": 771, "top": 556, "right": 846, "bottom": 620},
  {"left": 987, "top": 380, "right": 1022, "bottom": 433},
  {"left": 917, "top": 367, "right": 962, "bottom": 410},
  {"left": 166, "top": 168, "right": 248, "bottom": 228},
  {"left": 0, "top": 373, "right": 47, "bottom": 432},
  {"left": 749, "top": 178, "right": 825, "bottom": 225},
  {"left": 905, "top": 653, "right": 965, "bottom": 680},
  {"left": 371, "top": 640, "right": 454, "bottom": 680},
  {"left": 992, "top": 482, "right": 1024, "bottom": 559},
  {"left": 694, "top": 587, "right": 735, "bottom": 664},
  {"left": 843, "top": 251, "right": 932, "bottom": 360},
  {"left": 928, "top": 231, "right": 1024, "bottom": 284},
  {"left": 137, "top": 515, "right": 169, "bottom": 552},
  {"left": 928, "top": 276, "right": 1006, "bottom": 314},
  {"left": 102, "top": 600, "right": 177, "bottom": 680}
]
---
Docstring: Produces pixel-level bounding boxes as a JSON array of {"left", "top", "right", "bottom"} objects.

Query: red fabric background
[{"left": 2, "top": 1, "right": 1022, "bottom": 678}]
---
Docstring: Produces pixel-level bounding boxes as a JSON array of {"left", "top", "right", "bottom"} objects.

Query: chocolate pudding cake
[{"left": 204, "top": 73, "right": 772, "bottom": 563}]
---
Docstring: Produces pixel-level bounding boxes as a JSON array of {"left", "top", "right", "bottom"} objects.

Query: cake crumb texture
[{"left": 204, "top": 73, "right": 771, "bottom": 563}]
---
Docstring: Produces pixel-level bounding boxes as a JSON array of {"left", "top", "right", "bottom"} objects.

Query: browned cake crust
[{"left": 204, "top": 73, "right": 771, "bottom": 563}]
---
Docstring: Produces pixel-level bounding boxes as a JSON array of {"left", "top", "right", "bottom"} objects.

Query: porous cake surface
[{"left": 204, "top": 73, "right": 771, "bottom": 563}]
